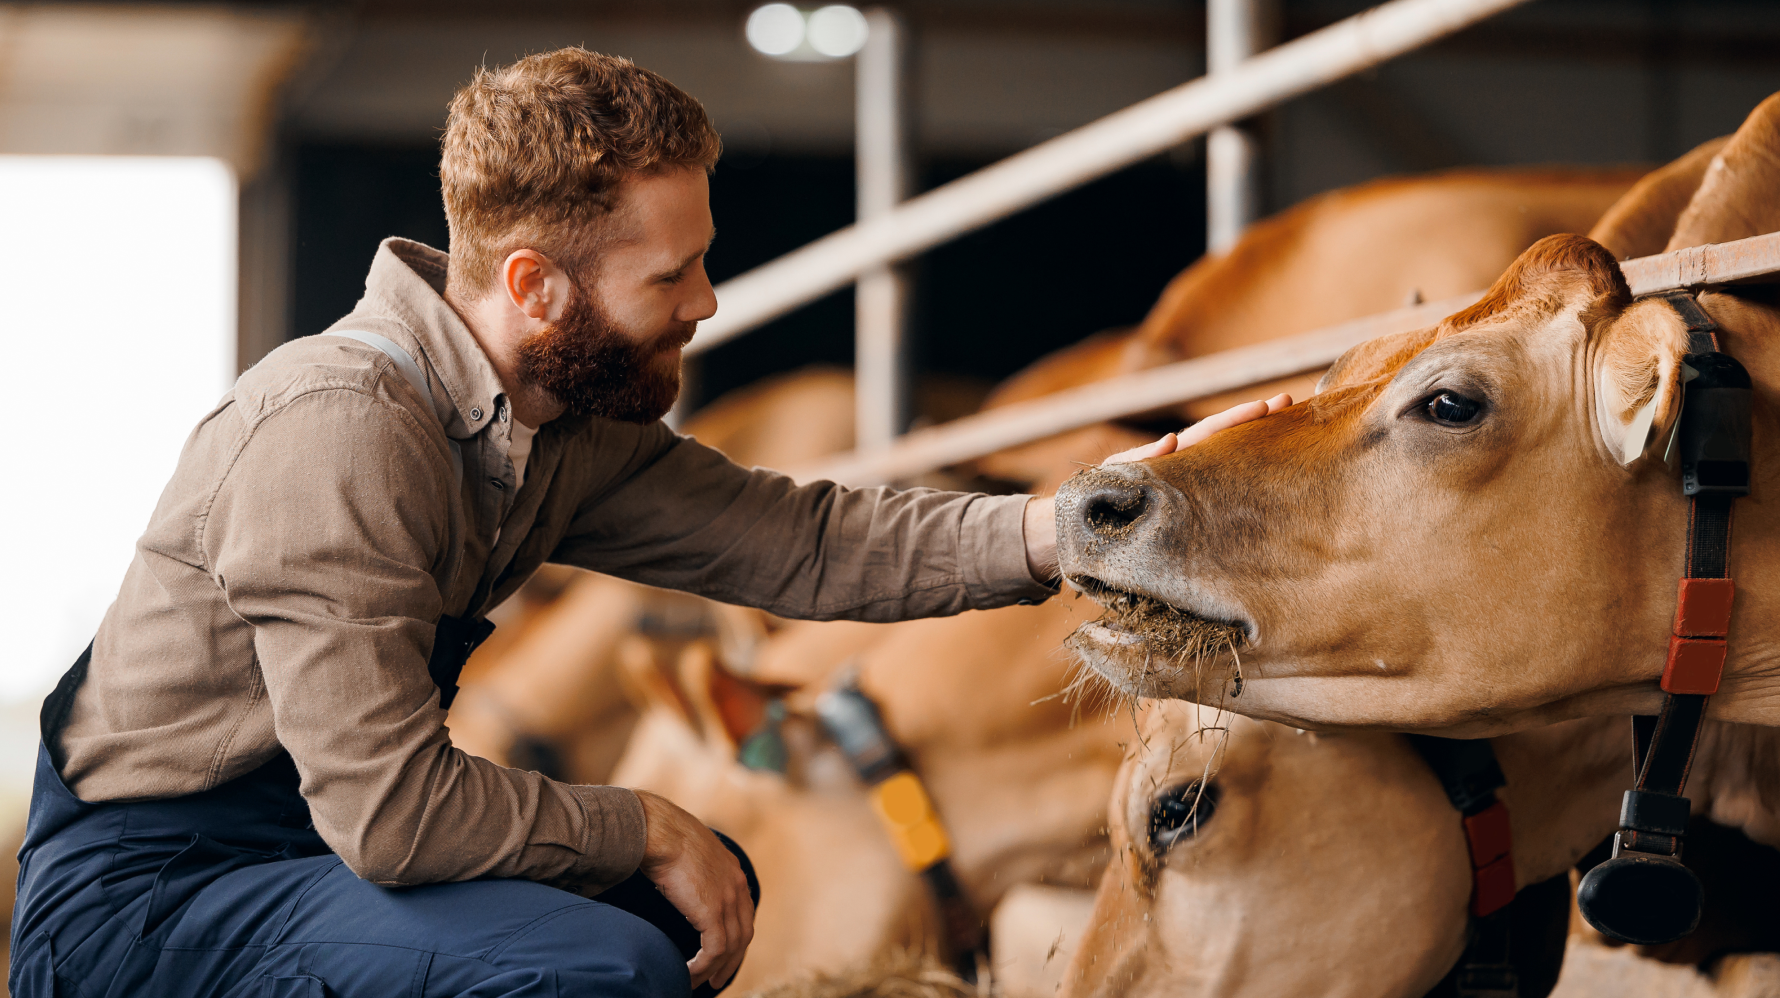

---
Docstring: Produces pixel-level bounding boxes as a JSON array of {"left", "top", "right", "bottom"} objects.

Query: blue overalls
[{"left": 11, "top": 638, "right": 758, "bottom": 998}]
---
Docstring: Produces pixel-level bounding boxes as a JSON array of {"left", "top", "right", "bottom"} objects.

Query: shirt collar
[{"left": 359, "top": 238, "right": 509, "bottom": 440}]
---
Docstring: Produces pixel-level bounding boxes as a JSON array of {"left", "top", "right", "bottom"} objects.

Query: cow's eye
[
  {"left": 1427, "top": 392, "right": 1481, "bottom": 424},
  {"left": 1149, "top": 780, "right": 1219, "bottom": 853}
]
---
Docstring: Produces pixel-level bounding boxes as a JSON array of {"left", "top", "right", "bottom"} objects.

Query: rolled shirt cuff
[
  {"left": 960, "top": 493, "right": 1059, "bottom": 609},
  {"left": 566, "top": 785, "right": 649, "bottom": 893}
]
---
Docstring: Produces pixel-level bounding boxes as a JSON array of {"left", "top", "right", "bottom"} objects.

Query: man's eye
[
  {"left": 1427, "top": 392, "right": 1481, "bottom": 424},
  {"left": 660, "top": 272, "right": 685, "bottom": 285}
]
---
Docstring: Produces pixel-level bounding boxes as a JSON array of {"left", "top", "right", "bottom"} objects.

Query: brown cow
[
  {"left": 1058, "top": 704, "right": 1780, "bottom": 998},
  {"left": 1059, "top": 706, "right": 1622, "bottom": 998},
  {"left": 1054, "top": 94, "right": 1780, "bottom": 739}
]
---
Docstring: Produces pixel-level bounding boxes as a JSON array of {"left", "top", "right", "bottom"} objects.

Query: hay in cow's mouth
[
  {"left": 1061, "top": 586, "right": 1247, "bottom": 716},
  {"left": 1091, "top": 591, "right": 1243, "bottom": 662}
]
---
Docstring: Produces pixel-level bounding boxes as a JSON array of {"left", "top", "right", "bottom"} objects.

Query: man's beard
[{"left": 516, "top": 284, "right": 694, "bottom": 424}]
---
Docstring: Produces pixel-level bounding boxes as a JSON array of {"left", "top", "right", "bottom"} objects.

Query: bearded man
[{"left": 11, "top": 48, "right": 1282, "bottom": 998}]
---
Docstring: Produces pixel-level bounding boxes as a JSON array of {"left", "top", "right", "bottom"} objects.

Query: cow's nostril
[{"left": 1083, "top": 486, "right": 1149, "bottom": 537}]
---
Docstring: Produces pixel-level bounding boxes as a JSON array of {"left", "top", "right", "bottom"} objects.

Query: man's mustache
[{"left": 652, "top": 322, "right": 697, "bottom": 354}]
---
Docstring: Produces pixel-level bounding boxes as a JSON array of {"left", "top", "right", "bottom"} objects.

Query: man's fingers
[
  {"left": 719, "top": 870, "right": 755, "bottom": 986},
  {"left": 1098, "top": 394, "right": 1296, "bottom": 468},
  {"left": 685, "top": 869, "right": 753, "bottom": 989},
  {"left": 688, "top": 922, "right": 725, "bottom": 986},
  {"left": 1176, "top": 393, "right": 1295, "bottom": 447},
  {"left": 1102, "top": 431, "right": 1177, "bottom": 465},
  {"left": 711, "top": 889, "right": 746, "bottom": 986}
]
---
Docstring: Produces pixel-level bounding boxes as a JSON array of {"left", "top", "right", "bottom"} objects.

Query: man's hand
[
  {"left": 1101, "top": 392, "right": 1293, "bottom": 465},
  {"left": 634, "top": 789, "right": 755, "bottom": 990},
  {"left": 1021, "top": 393, "right": 1294, "bottom": 581}
]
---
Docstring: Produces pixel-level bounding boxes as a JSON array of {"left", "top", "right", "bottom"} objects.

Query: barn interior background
[{"left": 1, "top": 0, "right": 1778, "bottom": 992}]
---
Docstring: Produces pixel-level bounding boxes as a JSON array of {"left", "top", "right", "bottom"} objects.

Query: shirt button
[{"left": 470, "top": 407, "right": 484, "bottom": 421}]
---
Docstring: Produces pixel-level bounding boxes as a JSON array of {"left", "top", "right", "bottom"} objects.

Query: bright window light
[
  {"left": 0, "top": 156, "right": 236, "bottom": 706},
  {"left": 807, "top": 5, "right": 869, "bottom": 58},
  {"left": 745, "top": 3, "right": 807, "bottom": 56}
]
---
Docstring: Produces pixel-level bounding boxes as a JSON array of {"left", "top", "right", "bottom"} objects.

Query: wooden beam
[
  {"left": 1622, "top": 230, "right": 1780, "bottom": 297},
  {"left": 791, "top": 292, "right": 1480, "bottom": 485},
  {"left": 789, "top": 231, "right": 1780, "bottom": 487}
]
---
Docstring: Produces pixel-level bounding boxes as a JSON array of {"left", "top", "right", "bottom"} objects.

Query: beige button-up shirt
[{"left": 58, "top": 239, "right": 1052, "bottom": 894}]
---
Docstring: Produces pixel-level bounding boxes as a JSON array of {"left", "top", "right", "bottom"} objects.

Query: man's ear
[
  {"left": 1591, "top": 297, "right": 1691, "bottom": 466},
  {"left": 501, "top": 249, "right": 564, "bottom": 320}
]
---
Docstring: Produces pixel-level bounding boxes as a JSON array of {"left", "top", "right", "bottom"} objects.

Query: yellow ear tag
[{"left": 869, "top": 771, "right": 951, "bottom": 871}]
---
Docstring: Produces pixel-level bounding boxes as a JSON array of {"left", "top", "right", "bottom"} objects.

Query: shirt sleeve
[
  {"left": 552, "top": 422, "right": 1058, "bottom": 620},
  {"left": 203, "top": 387, "right": 645, "bottom": 891}
]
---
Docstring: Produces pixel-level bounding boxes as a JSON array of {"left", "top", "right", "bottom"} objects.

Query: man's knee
[
  {"left": 271, "top": 867, "right": 691, "bottom": 997},
  {"left": 482, "top": 900, "right": 691, "bottom": 996}
]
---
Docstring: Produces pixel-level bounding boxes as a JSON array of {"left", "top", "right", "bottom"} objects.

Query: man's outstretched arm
[{"left": 560, "top": 393, "right": 1294, "bottom": 620}]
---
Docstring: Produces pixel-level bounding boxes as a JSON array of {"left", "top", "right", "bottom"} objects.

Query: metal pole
[
  {"left": 687, "top": 0, "right": 1530, "bottom": 355},
  {"left": 1206, "top": 0, "right": 1272, "bottom": 253},
  {"left": 855, "top": 6, "right": 913, "bottom": 452}
]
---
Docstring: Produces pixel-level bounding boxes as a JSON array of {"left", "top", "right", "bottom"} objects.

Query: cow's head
[
  {"left": 1058, "top": 705, "right": 1624, "bottom": 998},
  {"left": 1056, "top": 234, "right": 1704, "bottom": 735},
  {"left": 1057, "top": 706, "right": 1477, "bottom": 998}
]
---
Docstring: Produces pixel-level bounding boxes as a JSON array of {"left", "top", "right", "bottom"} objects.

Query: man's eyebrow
[{"left": 660, "top": 233, "right": 715, "bottom": 275}]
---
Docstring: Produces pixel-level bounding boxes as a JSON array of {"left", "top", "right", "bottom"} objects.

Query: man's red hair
[{"left": 440, "top": 48, "right": 721, "bottom": 298}]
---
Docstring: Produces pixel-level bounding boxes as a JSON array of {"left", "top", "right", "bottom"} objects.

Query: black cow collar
[{"left": 1576, "top": 290, "right": 1753, "bottom": 946}]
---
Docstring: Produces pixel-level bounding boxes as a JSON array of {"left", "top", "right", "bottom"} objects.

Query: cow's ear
[
  {"left": 1591, "top": 297, "right": 1691, "bottom": 466},
  {"left": 676, "top": 641, "right": 796, "bottom": 752},
  {"left": 1443, "top": 234, "right": 1630, "bottom": 336}
]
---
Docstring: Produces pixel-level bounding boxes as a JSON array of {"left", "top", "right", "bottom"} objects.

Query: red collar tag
[{"left": 1662, "top": 577, "right": 1735, "bottom": 694}]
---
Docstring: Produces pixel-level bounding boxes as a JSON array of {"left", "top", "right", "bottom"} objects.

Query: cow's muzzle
[{"left": 1055, "top": 462, "right": 1176, "bottom": 600}]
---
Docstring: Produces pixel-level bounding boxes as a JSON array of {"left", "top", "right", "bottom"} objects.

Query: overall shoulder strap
[
  {"left": 325, "top": 330, "right": 464, "bottom": 486},
  {"left": 326, "top": 330, "right": 436, "bottom": 410},
  {"left": 325, "top": 331, "right": 484, "bottom": 686}
]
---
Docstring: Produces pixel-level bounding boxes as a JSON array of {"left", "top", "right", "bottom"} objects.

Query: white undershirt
[
  {"left": 508, "top": 418, "right": 538, "bottom": 491},
  {"left": 492, "top": 418, "right": 538, "bottom": 551}
]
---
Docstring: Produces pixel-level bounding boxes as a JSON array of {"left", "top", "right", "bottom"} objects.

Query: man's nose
[{"left": 683, "top": 267, "right": 718, "bottom": 323}]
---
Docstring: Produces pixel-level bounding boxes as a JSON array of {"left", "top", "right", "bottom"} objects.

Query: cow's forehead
[{"left": 1330, "top": 296, "right": 1599, "bottom": 396}]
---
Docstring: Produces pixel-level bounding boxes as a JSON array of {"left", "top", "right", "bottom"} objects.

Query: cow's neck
[{"left": 1698, "top": 290, "right": 1780, "bottom": 728}]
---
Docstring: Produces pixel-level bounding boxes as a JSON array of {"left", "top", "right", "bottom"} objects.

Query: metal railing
[{"left": 686, "top": 0, "right": 1532, "bottom": 361}]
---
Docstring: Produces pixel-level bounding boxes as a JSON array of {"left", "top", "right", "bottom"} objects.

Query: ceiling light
[
  {"left": 806, "top": 5, "right": 869, "bottom": 58},
  {"left": 745, "top": 3, "right": 806, "bottom": 57}
]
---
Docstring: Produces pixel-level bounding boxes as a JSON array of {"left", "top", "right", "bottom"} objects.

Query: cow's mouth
[{"left": 1064, "top": 575, "right": 1248, "bottom": 696}]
